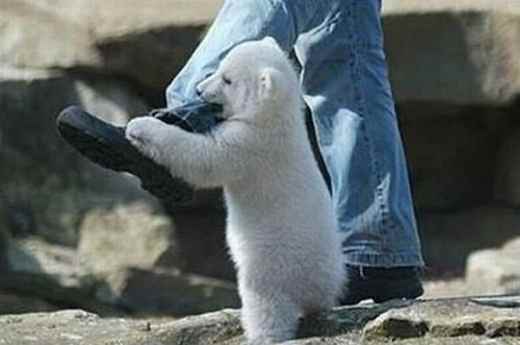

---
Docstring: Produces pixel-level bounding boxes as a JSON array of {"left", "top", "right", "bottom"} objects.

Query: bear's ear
[{"left": 259, "top": 67, "right": 278, "bottom": 100}]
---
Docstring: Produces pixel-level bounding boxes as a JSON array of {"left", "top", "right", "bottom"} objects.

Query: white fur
[{"left": 126, "top": 37, "right": 345, "bottom": 345}]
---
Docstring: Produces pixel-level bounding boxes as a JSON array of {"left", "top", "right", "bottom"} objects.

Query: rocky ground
[
  {"left": 2, "top": 1, "right": 520, "bottom": 342},
  {"left": 1, "top": 296, "right": 520, "bottom": 345}
]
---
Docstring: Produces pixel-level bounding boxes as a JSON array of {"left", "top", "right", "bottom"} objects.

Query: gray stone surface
[
  {"left": 0, "top": 67, "right": 150, "bottom": 245},
  {"left": 3, "top": 235, "right": 239, "bottom": 316},
  {"left": 0, "top": 310, "right": 154, "bottom": 345},
  {"left": 7, "top": 237, "right": 82, "bottom": 284},
  {"left": 399, "top": 106, "right": 509, "bottom": 210},
  {"left": 383, "top": 0, "right": 520, "bottom": 14},
  {"left": 0, "top": 1, "right": 99, "bottom": 70},
  {"left": 362, "top": 297, "right": 520, "bottom": 342},
  {"left": 0, "top": 297, "right": 519, "bottom": 345},
  {"left": 417, "top": 204, "right": 520, "bottom": 281},
  {"left": 95, "top": 267, "right": 240, "bottom": 316},
  {"left": 466, "top": 237, "right": 520, "bottom": 295},
  {"left": 494, "top": 129, "right": 520, "bottom": 207},
  {"left": 0, "top": 291, "right": 59, "bottom": 314},
  {"left": 0, "top": 221, "right": 8, "bottom": 270},
  {"left": 0, "top": 0, "right": 223, "bottom": 90},
  {"left": 383, "top": 2, "right": 520, "bottom": 105},
  {"left": 78, "top": 202, "right": 175, "bottom": 274},
  {"left": 2, "top": 237, "right": 119, "bottom": 315}
]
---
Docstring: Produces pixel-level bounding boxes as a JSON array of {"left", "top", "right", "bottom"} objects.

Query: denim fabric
[{"left": 166, "top": 0, "right": 424, "bottom": 267}]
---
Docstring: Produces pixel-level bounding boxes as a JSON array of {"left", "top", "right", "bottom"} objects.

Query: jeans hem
[{"left": 343, "top": 252, "right": 425, "bottom": 268}]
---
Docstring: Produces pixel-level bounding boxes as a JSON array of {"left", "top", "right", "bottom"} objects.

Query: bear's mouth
[
  {"left": 212, "top": 104, "right": 232, "bottom": 124},
  {"left": 213, "top": 110, "right": 226, "bottom": 124}
]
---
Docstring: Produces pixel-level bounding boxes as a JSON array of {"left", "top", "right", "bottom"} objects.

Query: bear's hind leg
[{"left": 241, "top": 295, "right": 302, "bottom": 345}]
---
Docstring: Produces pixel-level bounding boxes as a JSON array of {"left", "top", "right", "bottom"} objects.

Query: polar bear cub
[{"left": 126, "top": 37, "right": 345, "bottom": 344}]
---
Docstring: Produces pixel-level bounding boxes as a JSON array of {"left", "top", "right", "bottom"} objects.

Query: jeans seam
[
  {"left": 346, "top": 1, "right": 392, "bottom": 249},
  {"left": 343, "top": 252, "right": 425, "bottom": 267},
  {"left": 263, "top": 0, "right": 296, "bottom": 46}
]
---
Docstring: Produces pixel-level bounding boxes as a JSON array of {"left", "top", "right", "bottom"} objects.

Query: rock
[
  {"left": 362, "top": 309, "right": 429, "bottom": 340},
  {"left": 2, "top": 236, "right": 121, "bottom": 315},
  {"left": 1, "top": 297, "right": 519, "bottom": 344},
  {"left": 0, "top": 221, "right": 8, "bottom": 270},
  {"left": 429, "top": 316, "right": 486, "bottom": 337},
  {"left": 383, "top": 0, "right": 520, "bottom": 14},
  {"left": 383, "top": 2, "right": 520, "bottom": 105},
  {"left": 418, "top": 205, "right": 520, "bottom": 279},
  {"left": 7, "top": 0, "right": 520, "bottom": 103},
  {"left": 422, "top": 278, "right": 472, "bottom": 299},
  {"left": 494, "top": 128, "right": 520, "bottom": 207},
  {"left": 0, "top": 67, "right": 151, "bottom": 245},
  {"left": 466, "top": 237, "right": 520, "bottom": 295},
  {"left": 0, "top": 2, "right": 100, "bottom": 70},
  {"left": 399, "top": 106, "right": 509, "bottom": 210},
  {"left": 0, "top": 310, "right": 154, "bottom": 345},
  {"left": 0, "top": 271, "right": 121, "bottom": 316},
  {"left": 2, "top": 235, "right": 239, "bottom": 317},
  {"left": 0, "top": 291, "right": 59, "bottom": 314},
  {"left": 0, "top": 0, "right": 223, "bottom": 90},
  {"left": 486, "top": 317, "right": 520, "bottom": 337},
  {"left": 362, "top": 297, "right": 520, "bottom": 343},
  {"left": 7, "top": 237, "right": 82, "bottom": 284},
  {"left": 78, "top": 202, "right": 175, "bottom": 275},
  {"left": 95, "top": 267, "right": 240, "bottom": 316}
]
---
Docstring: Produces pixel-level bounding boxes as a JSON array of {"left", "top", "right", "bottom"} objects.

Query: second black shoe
[{"left": 339, "top": 264, "right": 424, "bottom": 305}]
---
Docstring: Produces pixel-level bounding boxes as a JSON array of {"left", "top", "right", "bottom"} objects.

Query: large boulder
[
  {"left": 383, "top": 3, "right": 520, "bottom": 213},
  {"left": 466, "top": 237, "right": 520, "bottom": 295},
  {"left": 384, "top": 3, "right": 520, "bottom": 214},
  {"left": 7, "top": 237, "right": 81, "bottom": 282},
  {"left": 0, "top": 0, "right": 224, "bottom": 91},
  {"left": 399, "top": 106, "right": 509, "bottom": 210},
  {"left": 0, "top": 291, "right": 59, "bottom": 314},
  {"left": 362, "top": 297, "right": 520, "bottom": 342},
  {"left": 94, "top": 267, "right": 240, "bottom": 316},
  {"left": 0, "top": 1, "right": 99, "bottom": 70},
  {"left": 77, "top": 202, "right": 176, "bottom": 275},
  {"left": 0, "top": 221, "right": 8, "bottom": 270},
  {"left": 4, "top": 234, "right": 238, "bottom": 316},
  {"left": 0, "top": 67, "right": 151, "bottom": 245},
  {"left": 2, "top": 237, "right": 120, "bottom": 315},
  {"left": 419, "top": 205, "right": 520, "bottom": 277},
  {"left": 494, "top": 128, "right": 520, "bottom": 207},
  {"left": 383, "top": 1, "right": 520, "bottom": 105}
]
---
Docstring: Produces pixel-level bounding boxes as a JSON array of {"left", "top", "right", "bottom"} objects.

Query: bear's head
[{"left": 196, "top": 37, "right": 300, "bottom": 125}]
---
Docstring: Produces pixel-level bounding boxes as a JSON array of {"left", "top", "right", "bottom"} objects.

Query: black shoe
[
  {"left": 339, "top": 265, "right": 424, "bottom": 305},
  {"left": 56, "top": 101, "right": 222, "bottom": 206}
]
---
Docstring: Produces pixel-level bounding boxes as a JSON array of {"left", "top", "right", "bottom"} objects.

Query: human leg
[{"left": 293, "top": 0, "right": 424, "bottom": 303}]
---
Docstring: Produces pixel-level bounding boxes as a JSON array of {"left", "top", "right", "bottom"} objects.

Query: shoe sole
[
  {"left": 372, "top": 283, "right": 424, "bottom": 304},
  {"left": 56, "top": 106, "right": 194, "bottom": 205},
  {"left": 340, "top": 269, "right": 424, "bottom": 306}
]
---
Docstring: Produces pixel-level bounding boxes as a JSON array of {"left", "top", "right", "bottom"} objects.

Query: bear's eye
[{"left": 222, "top": 75, "right": 232, "bottom": 85}]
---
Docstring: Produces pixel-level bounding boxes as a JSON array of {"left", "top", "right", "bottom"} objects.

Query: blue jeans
[{"left": 166, "top": 0, "right": 424, "bottom": 268}]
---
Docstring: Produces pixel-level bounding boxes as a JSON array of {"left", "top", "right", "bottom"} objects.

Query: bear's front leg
[
  {"left": 126, "top": 116, "right": 172, "bottom": 167},
  {"left": 126, "top": 117, "right": 255, "bottom": 188}
]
